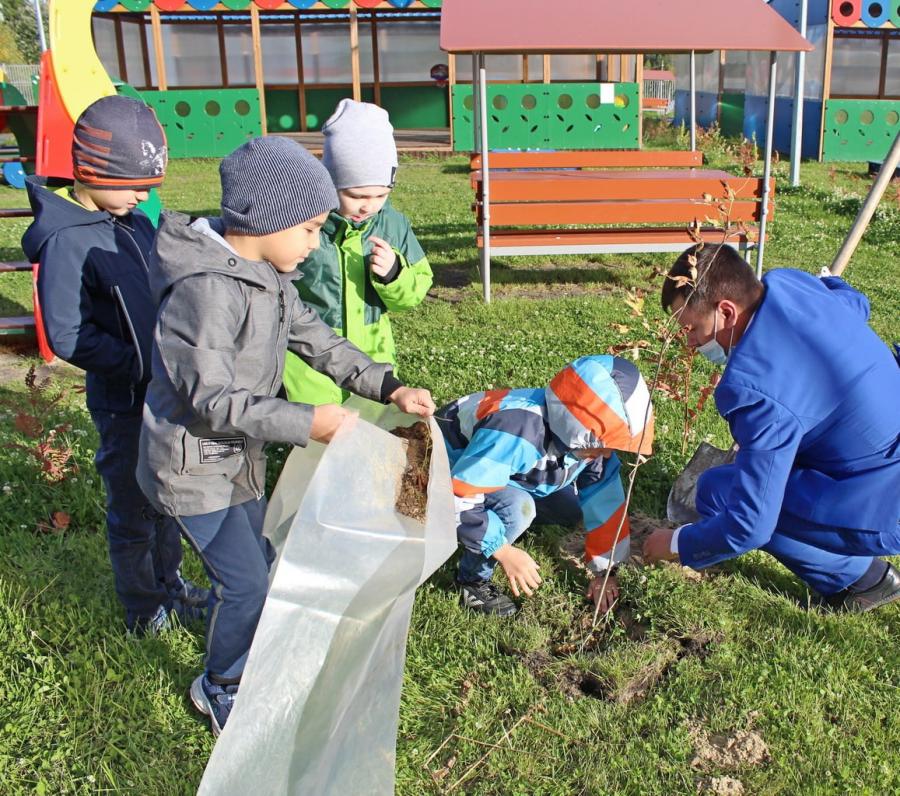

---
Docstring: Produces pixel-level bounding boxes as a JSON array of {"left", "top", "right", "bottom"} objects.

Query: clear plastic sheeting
[{"left": 198, "top": 398, "right": 456, "bottom": 796}]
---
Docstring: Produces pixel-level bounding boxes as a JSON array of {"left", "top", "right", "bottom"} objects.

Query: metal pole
[
  {"left": 478, "top": 53, "right": 491, "bottom": 303},
  {"left": 32, "top": 0, "right": 47, "bottom": 52},
  {"left": 790, "top": 0, "right": 808, "bottom": 186},
  {"left": 689, "top": 50, "right": 696, "bottom": 151},
  {"left": 471, "top": 53, "right": 480, "bottom": 151},
  {"left": 756, "top": 52, "right": 778, "bottom": 279},
  {"left": 830, "top": 130, "right": 900, "bottom": 276}
]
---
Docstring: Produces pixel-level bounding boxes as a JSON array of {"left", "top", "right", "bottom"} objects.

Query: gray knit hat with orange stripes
[
  {"left": 219, "top": 136, "right": 338, "bottom": 235},
  {"left": 72, "top": 95, "right": 167, "bottom": 190}
]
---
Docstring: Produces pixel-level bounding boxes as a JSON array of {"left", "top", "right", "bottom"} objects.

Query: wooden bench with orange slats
[{"left": 469, "top": 150, "right": 773, "bottom": 258}]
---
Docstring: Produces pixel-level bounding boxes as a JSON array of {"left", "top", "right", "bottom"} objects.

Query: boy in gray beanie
[
  {"left": 282, "top": 100, "right": 433, "bottom": 407},
  {"left": 137, "top": 135, "right": 435, "bottom": 737}
]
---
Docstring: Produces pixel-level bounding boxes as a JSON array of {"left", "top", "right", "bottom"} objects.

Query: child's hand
[
  {"left": 492, "top": 544, "right": 542, "bottom": 597},
  {"left": 368, "top": 236, "right": 398, "bottom": 279},
  {"left": 389, "top": 386, "right": 436, "bottom": 417},
  {"left": 309, "top": 403, "right": 355, "bottom": 443},
  {"left": 585, "top": 572, "right": 619, "bottom": 613}
]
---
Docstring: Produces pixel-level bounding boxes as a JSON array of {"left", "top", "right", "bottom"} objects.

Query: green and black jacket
[{"left": 283, "top": 200, "right": 432, "bottom": 405}]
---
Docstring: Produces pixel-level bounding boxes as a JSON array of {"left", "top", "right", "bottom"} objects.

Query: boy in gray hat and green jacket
[
  {"left": 137, "top": 135, "right": 435, "bottom": 736},
  {"left": 282, "top": 99, "right": 433, "bottom": 406}
]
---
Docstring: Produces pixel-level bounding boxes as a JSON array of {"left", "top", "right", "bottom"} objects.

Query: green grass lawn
[{"left": 0, "top": 130, "right": 898, "bottom": 795}]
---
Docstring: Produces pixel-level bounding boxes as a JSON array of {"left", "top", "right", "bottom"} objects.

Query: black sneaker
[
  {"left": 190, "top": 674, "right": 238, "bottom": 737},
  {"left": 457, "top": 580, "right": 518, "bottom": 617},
  {"left": 819, "top": 563, "right": 900, "bottom": 613}
]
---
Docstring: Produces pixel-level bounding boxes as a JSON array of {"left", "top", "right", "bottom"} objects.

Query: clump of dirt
[
  {"left": 689, "top": 723, "right": 770, "bottom": 770},
  {"left": 697, "top": 776, "right": 745, "bottom": 795},
  {"left": 389, "top": 422, "right": 431, "bottom": 522},
  {"left": 450, "top": 673, "right": 478, "bottom": 718}
]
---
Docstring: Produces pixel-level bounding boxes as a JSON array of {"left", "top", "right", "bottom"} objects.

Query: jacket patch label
[{"left": 198, "top": 436, "right": 247, "bottom": 463}]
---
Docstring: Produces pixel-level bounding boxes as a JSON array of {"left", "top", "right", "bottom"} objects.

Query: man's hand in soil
[
  {"left": 368, "top": 236, "right": 398, "bottom": 280},
  {"left": 643, "top": 528, "right": 680, "bottom": 564},
  {"left": 585, "top": 572, "right": 620, "bottom": 613},
  {"left": 309, "top": 403, "right": 355, "bottom": 443},
  {"left": 492, "top": 544, "right": 542, "bottom": 597},
  {"left": 389, "top": 386, "right": 436, "bottom": 417}
]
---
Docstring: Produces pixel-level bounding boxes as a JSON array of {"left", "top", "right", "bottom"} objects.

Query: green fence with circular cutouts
[
  {"left": 137, "top": 89, "right": 262, "bottom": 158},
  {"left": 452, "top": 82, "right": 639, "bottom": 152},
  {"left": 822, "top": 99, "right": 900, "bottom": 162}
]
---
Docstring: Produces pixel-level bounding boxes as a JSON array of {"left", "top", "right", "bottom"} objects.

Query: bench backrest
[{"left": 470, "top": 150, "right": 703, "bottom": 170}]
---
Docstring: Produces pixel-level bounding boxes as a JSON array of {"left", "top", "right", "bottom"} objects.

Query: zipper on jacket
[
  {"left": 113, "top": 285, "right": 144, "bottom": 385},
  {"left": 267, "top": 264, "right": 287, "bottom": 397}
]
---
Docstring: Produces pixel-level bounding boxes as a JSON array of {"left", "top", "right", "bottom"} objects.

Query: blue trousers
[
  {"left": 90, "top": 410, "right": 183, "bottom": 625},
  {"left": 697, "top": 464, "right": 900, "bottom": 595},
  {"left": 175, "top": 498, "right": 274, "bottom": 682},
  {"left": 457, "top": 485, "right": 581, "bottom": 584}
]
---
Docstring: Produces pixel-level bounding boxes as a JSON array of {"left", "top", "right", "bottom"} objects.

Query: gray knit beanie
[
  {"left": 322, "top": 100, "right": 398, "bottom": 189},
  {"left": 219, "top": 136, "right": 338, "bottom": 235}
]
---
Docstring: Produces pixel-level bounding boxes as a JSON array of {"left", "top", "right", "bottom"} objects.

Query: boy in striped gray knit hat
[{"left": 138, "top": 135, "right": 436, "bottom": 736}]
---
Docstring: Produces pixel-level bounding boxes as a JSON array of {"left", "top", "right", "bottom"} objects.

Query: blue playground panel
[
  {"left": 673, "top": 90, "right": 720, "bottom": 129},
  {"left": 744, "top": 95, "right": 823, "bottom": 160}
]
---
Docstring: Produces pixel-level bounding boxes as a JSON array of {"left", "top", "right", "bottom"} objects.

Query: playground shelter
[
  {"left": 88, "top": 0, "right": 653, "bottom": 154},
  {"left": 673, "top": 0, "right": 900, "bottom": 163},
  {"left": 439, "top": 0, "right": 812, "bottom": 301}
]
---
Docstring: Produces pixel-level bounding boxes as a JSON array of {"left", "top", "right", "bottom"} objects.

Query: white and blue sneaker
[{"left": 190, "top": 674, "right": 239, "bottom": 737}]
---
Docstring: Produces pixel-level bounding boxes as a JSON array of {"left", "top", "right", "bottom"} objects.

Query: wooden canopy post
[
  {"left": 350, "top": 6, "right": 362, "bottom": 102},
  {"left": 294, "top": 14, "right": 307, "bottom": 132},
  {"left": 217, "top": 16, "right": 229, "bottom": 87},
  {"left": 149, "top": 4, "right": 167, "bottom": 91},
  {"left": 819, "top": 8, "right": 835, "bottom": 161},
  {"left": 139, "top": 16, "right": 152, "bottom": 89},
  {"left": 113, "top": 16, "right": 128, "bottom": 84},
  {"left": 250, "top": 5, "right": 267, "bottom": 135},
  {"left": 542, "top": 54, "right": 551, "bottom": 83},
  {"left": 371, "top": 11, "right": 382, "bottom": 106}
]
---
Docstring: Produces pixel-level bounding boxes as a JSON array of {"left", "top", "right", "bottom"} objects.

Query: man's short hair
[{"left": 661, "top": 244, "right": 763, "bottom": 313}]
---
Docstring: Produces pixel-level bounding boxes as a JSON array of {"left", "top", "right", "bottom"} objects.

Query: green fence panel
[
  {"left": 303, "top": 87, "right": 377, "bottom": 131},
  {"left": 720, "top": 92, "right": 745, "bottom": 139},
  {"left": 379, "top": 85, "right": 449, "bottom": 128},
  {"left": 822, "top": 99, "right": 900, "bottom": 162},
  {"left": 138, "top": 89, "right": 261, "bottom": 158},
  {"left": 452, "top": 82, "right": 639, "bottom": 151},
  {"left": 265, "top": 89, "right": 302, "bottom": 133}
]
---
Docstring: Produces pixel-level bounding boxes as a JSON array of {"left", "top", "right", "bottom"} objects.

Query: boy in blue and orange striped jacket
[{"left": 436, "top": 356, "right": 654, "bottom": 617}]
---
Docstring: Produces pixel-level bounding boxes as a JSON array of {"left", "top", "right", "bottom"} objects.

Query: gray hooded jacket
[{"left": 137, "top": 211, "right": 399, "bottom": 516}]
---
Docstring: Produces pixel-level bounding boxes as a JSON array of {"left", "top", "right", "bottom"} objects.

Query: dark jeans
[
  {"left": 698, "top": 464, "right": 900, "bottom": 595},
  {"left": 175, "top": 498, "right": 275, "bottom": 682},
  {"left": 90, "top": 410, "right": 184, "bottom": 625}
]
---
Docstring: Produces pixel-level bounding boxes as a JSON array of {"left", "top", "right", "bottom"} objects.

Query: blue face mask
[{"left": 696, "top": 310, "right": 729, "bottom": 366}]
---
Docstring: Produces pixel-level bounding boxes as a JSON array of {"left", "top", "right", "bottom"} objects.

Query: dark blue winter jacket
[{"left": 21, "top": 177, "right": 158, "bottom": 413}]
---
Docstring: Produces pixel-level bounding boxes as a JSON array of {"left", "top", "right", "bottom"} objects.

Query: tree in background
[
  {"left": 0, "top": 0, "right": 47, "bottom": 64},
  {"left": 0, "top": 21, "right": 25, "bottom": 62}
]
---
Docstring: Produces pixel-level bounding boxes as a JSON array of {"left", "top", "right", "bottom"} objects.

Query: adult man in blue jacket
[{"left": 643, "top": 245, "right": 900, "bottom": 612}]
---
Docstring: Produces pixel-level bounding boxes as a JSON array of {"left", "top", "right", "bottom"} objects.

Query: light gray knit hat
[
  {"left": 219, "top": 136, "right": 338, "bottom": 235},
  {"left": 322, "top": 100, "right": 398, "bottom": 189}
]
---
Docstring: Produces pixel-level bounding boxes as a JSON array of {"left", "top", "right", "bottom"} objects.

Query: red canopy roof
[{"left": 440, "top": 0, "right": 812, "bottom": 54}]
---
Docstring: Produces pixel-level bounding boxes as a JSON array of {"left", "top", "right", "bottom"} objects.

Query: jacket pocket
[
  {"left": 112, "top": 285, "right": 144, "bottom": 383},
  {"left": 179, "top": 428, "right": 248, "bottom": 479}
]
